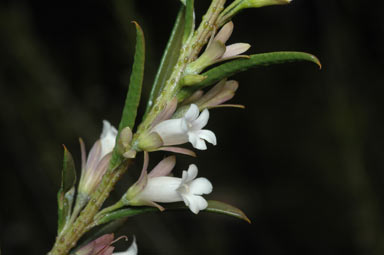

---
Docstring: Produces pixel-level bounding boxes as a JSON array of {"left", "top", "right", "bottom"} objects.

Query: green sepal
[
  {"left": 183, "top": 0, "right": 195, "bottom": 43},
  {"left": 94, "top": 200, "right": 250, "bottom": 226},
  {"left": 144, "top": 7, "right": 185, "bottom": 116},
  {"left": 178, "top": 51, "right": 321, "bottom": 100},
  {"left": 57, "top": 145, "right": 77, "bottom": 234}
]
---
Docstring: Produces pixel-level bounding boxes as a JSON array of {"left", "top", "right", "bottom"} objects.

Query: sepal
[{"left": 57, "top": 145, "right": 77, "bottom": 234}]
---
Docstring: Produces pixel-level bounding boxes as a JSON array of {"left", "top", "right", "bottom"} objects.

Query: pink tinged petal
[
  {"left": 214, "top": 21, "right": 234, "bottom": 44},
  {"left": 100, "top": 246, "right": 115, "bottom": 255},
  {"left": 196, "top": 80, "right": 227, "bottom": 105},
  {"left": 100, "top": 120, "right": 118, "bottom": 159},
  {"left": 76, "top": 234, "right": 114, "bottom": 255},
  {"left": 181, "top": 90, "right": 204, "bottom": 106},
  {"left": 84, "top": 153, "right": 111, "bottom": 190},
  {"left": 197, "top": 129, "right": 217, "bottom": 146},
  {"left": 135, "top": 152, "right": 149, "bottom": 190},
  {"left": 148, "top": 156, "right": 176, "bottom": 178},
  {"left": 86, "top": 140, "right": 102, "bottom": 173},
  {"left": 157, "top": 147, "right": 197, "bottom": 157},
  {"left": 222, "top": 43, "right": 251, "bottom": 59},
  {"left": 189, "top": 177, "right": 213, "bottom": 195},
  {"left": 184, "top": 104, "right": 200, "bottom": 122},
  {"left": 204, "top": 41, "right": 227, "bottom": 62},
  {"left": 192, "top": 108, "right": 209, "bottom": 130},
  {"left": 79, "top": 138, "right": 87, "bottom": 171}
]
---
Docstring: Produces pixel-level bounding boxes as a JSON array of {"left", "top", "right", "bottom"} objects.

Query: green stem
[
  {"left": 132, "top": 0, "right": 226, "bottom": 146},
  {"left": 48, "top": 159, "right": 131, "bottom": 255}
]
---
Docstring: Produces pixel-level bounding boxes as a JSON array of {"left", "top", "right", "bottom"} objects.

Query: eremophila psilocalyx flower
[
  {"left": 78, "top": 120, "right": 117, "bottom": 199},
  {"left": 137, "top": 102, "right": 216, "bottom": 152},
  {"left": 125, "top": 156, "right": 213, "bottom": 214}
]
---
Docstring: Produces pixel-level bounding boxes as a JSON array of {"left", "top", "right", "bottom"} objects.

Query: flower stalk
[{"left": 132, "top": 0, "right": 226, "bottom": 150}]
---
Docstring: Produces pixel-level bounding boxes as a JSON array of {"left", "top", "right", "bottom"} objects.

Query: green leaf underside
[
  {"left": 183, "top": 0, "right": 195, "bottom": 43},
  {"left": 96, "top": 200, "right": 250, "bottom": 226},
  {"left": 109, "top": 22, "right": 145, "bottom": 169},
  {"left": 144, "top": 7, "right": 186, "bottom": 116},
  {"left": 57, "top": 146, "right": 77, "bottom": 233},
  {"left": 118, "top": 22, "right": 145, "bottom": 132},
  {"left": 179, "top": 51, "right": 321, "bottom": 99}
]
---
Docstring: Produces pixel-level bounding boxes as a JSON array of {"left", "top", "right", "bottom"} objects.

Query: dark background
[{"left": 1, "top": 0, "right": 384, "bottom": 254}]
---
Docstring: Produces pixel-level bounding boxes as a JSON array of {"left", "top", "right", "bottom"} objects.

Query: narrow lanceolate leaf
[
  {"left": 183, "top": 0, "right": 195, "bottom": 43},
  {"left": 94, "top": 200, "right": 250, "bottom": 226},
  {"left": 57, "top": 145, "right": 77, "bottom": 234},
  {"left": 184, "top": 51, "right": 321, "bottom": 93},
  {"left": 205, "top": 200, "right": 251, "bottom": 223},
  {"left": 118, "top": 21, "right": 145, "bottom": 132},
  {"left": 109, "top": 22, "right": 145, "bottom": 169},
  {"left": 144, "top": 7, "right": 185, "bottom": 116}
]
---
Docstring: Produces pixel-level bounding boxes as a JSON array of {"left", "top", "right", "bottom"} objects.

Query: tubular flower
[
  {"left": 151, "top": 104, "right": 217, "bottom": 150},
  {"left": 126, "top": 156, "right": 213, "bottom": 214},
  {"left": 75, "top": 234, "right": 137, "bottom": 255},
  {"left": 78, "top": 120, "right": 117, "bottom": 196},
  {"left": 185, "top": 21, "right": 250, "bottom": 74}
]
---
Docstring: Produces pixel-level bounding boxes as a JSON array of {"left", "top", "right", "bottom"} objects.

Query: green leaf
[
  {"left": 95, "top": 200, "right": 250, "bottom": 226},
  {"left": 118, "top": 21, "right": 145, "bottom": 132},
  {"left": 109, "top": 22, "right": 145, "bottom": 169},
  {"left": 205, "top": 200, "right": 250, "bottom": 223},
  {"left": 179, "top": 51, "right": 321, "bottom": 100},
  {"left": 183, "top": 0, "right": 195, "bottom": 43},
  {"left": 57, "top": 145, "right": 77, "bottom": 234},
  {"left": 144, "top": 7, "right": 185, "bottom": 116}
]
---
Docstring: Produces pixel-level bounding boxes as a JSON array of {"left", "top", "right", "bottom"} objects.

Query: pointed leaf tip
[
  {"left": 196, "top": 51, "right": 322, "bottom": 89},
  {"left": 206, "top": 200, "right": 251, "bottom": 223}
]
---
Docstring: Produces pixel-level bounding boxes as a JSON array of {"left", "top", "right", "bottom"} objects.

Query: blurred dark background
[{"left": 1, "top": 0, "right": 384, "bottom": 254}]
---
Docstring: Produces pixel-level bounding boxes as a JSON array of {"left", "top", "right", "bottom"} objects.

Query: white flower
[
  {"left": 78, "top": 120, "right": 117, "bottom": 195},
  {"left": 113, "top": 237, "right": 138, "bottom": 255},
  {"left": 151, "top": 104, "right": 216, "bottom": 150},
  {"left": 100, "top": 120, "right": 118, "bottom": 159},
  {"left": 128, "top": 156, "right": 213, "bottom": 214}
]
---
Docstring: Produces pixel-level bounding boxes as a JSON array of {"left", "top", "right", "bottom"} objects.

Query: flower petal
[
  {"left": 192, "top": 108, "right": 209, "bottom": 130},
  {"left": 157, "top": 147, "right": 196, "bottom": 157},
  {"left": 86, "top": 140, "right": 102, "bottom": 172},
  {"left": 184, "top": 104, "right": 200, "bottom": 122},
  {"left": 148, "top": 156, "right": 176, "bottom": 178},
  {"left": 222, "top": 43, "right": 251, "bottom": 59},
  {"left": 181, "top": 194, "right": 208, "bottom": 214},
  {"left": 214, "top": 21, "right": 234, "bottom": 44},
  {"left": 189, "top": 177, "right": 213, "bottom": 195},
  {"left": 192, "top": 136, "right": 208, "bottom": 150},
  {"left": 100, "top": 120, "right": 118, "bottom": 158},
  {"left": 181, "top": 164, "right": 198, "bottom": 183},
  {"left": 197, "top": 129, "right": 217, "bottom": 146},
  {"left": 152, "top": 119, "right": 188, "bottom": 145},
  {"left": 138, "top": 176, "right": 182, "bottom": 203}
]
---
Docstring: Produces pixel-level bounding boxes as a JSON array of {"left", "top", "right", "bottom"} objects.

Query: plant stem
[
  {"left": 48, "top": 159, "right": 131, "bottom": 255},
  {"left": 132, "top": 0, "right": 226, "bottom": 147}
]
